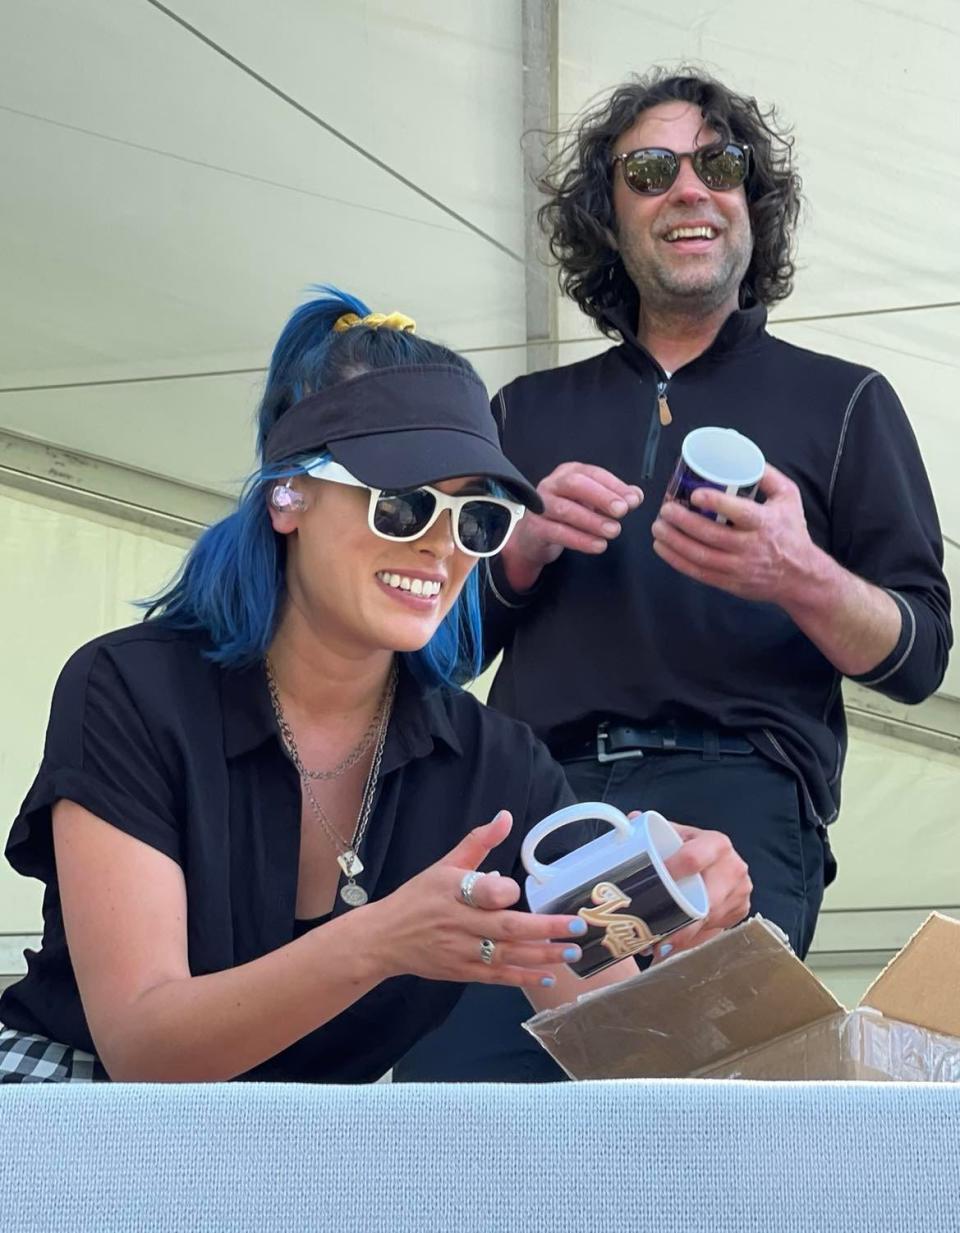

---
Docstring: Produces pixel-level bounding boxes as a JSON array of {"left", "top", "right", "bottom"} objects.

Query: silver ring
[
  {"left": 459, "top": 871, "right": 483, "bottom": 908},
  {"left": 479, "top": 938, "right": 496, "bottom": 965}
]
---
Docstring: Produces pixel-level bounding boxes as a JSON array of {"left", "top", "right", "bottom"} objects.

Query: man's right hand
[{"left": 500, "top": 462, "right": 643, "bottom": 593}]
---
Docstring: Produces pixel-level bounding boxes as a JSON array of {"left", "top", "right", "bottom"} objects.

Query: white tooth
[
  {"left": 668, "top": 225, "right": 716, "bottom": 241},
  {"left": 389, "top": 573, "right": 401, "bottom": 588},
  {"left": 400, "top": 577, "right": 412, "bottom": 591},
  {"left": 411, "top": 579, "right": 424, "bottom": 595}
]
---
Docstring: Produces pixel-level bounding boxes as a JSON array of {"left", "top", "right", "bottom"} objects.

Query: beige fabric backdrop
[{"left": 0, "top": 488, "right": 188, "bottom": 931}]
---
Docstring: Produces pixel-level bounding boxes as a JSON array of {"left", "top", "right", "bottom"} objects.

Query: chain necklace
[
  {"left": 302, "top": 703, "right": 385, "bottom": 781},
  {"left": 266, "top": 660, "right": 398, "bottom": 908}
]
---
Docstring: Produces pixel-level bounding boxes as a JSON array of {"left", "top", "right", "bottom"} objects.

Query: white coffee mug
[{"left": 522, "top": 802, "right": 709, "bottom": 978}]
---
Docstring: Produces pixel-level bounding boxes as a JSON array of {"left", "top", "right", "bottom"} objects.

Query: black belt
[{"left": 550, "top": 721, "right": 755, "bottom": 763}]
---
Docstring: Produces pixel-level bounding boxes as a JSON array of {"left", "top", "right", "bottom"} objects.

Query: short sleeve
[{"left": 5, "top": 642, "right": 183, "bottom": 883}]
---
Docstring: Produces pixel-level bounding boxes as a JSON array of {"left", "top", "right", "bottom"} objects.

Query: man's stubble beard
[{"left": 618, "top": 228, "right": 753, "bottom": 320}]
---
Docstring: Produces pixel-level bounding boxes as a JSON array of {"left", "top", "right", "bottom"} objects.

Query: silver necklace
[
  {"left": 266, "top": 660, "right": 397, "bottom": 908},
  {"left": 302, "top": 703, "right": 385, "bottom": 781}
]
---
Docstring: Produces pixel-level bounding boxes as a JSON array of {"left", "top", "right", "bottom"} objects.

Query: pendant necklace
[{"left": 266, "top": 659, "right": 397, "bottom": 908}]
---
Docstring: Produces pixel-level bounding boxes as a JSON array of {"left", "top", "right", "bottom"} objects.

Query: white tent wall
[
  {"left": 0, "top": 489, "right": 191, "bottom": 987},
  {"left": 2, "top": 1, "right": 958, "bottom": 1003},
  {"left": 809, "top": 730, "right": 960, "bottom": 1002},
  {"left": 0, "top": 0, "right": 533, "bottom": 491}
]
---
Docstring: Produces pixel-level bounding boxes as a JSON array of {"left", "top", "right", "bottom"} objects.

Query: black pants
[{"left": 394, "top": 750, "right": 831, "bottom": 1083}]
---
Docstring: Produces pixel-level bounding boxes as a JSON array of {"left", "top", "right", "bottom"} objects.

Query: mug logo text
[{"left": 578, "top": 881, "right": 658, "bottom": 959}]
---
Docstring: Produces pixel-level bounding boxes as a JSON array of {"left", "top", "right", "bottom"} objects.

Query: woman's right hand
[{"left": 363, "top": 811, "right": 586, "bottom": 990}]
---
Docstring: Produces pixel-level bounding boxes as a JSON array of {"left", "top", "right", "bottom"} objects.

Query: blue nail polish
[
  {"left": 568, "top": 918, "right": 588, "bottom": 936},
  {"left": 659, "top": 943, "right": 674, "bottom": 959},
  {"left": 540, "top": 975, "right": 556, "bottom": 988},
  {"left": 563, "top": 946, "right": 581, "bottom": 962}
]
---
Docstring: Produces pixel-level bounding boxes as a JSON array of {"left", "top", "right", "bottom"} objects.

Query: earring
[{"left": 270, "top": 482, "right": 307, "bottom": 512}]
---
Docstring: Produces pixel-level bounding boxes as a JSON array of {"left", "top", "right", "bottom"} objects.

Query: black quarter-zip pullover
[{"left": 483, "top": 304, "right": 951, "bottom": 827}]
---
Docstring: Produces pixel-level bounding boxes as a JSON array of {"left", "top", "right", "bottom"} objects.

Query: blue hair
[{"left": 143, "top": 286, "right": 484, "bottom": 687}]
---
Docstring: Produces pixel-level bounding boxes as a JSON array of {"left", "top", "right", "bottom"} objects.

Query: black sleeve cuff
[
  {"left": 6, "top": 764, "right": 183, "bottom": 883},
  {"left": 846, "top": 589, "right": 916, "bottom": 694},
  {"left": 486, "top": 555, "right": 540, "bottom": 611}
]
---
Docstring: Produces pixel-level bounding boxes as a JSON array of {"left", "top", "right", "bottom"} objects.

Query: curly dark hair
[{"left": 538, "top": 68, "right": 802, "bottom": 336}]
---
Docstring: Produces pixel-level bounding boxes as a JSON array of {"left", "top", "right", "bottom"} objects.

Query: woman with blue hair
[{"left": 0, "top": 289, "right": 750, "bottom": 1082}]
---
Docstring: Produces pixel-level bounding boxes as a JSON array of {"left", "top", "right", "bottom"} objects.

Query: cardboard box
[{"left": 524, "top": 912, "right": 960, "bottom": 1082}]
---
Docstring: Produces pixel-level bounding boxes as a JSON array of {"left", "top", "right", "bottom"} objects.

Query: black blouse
[{"left": 1, "top": 624, "right": 575, "bottom": 1082}]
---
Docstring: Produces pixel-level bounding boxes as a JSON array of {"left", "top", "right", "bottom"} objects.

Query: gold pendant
[
  {"left": 578, "top": 881, "right": 660, "bottom": 960},
  {"left": 658, "top": 393, "right": 673, "bottom": 427},
  {"left": 337, "top": 850, "right": 364, "bottom": 878}
]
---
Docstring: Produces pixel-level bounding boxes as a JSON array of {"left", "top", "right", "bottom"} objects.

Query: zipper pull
[{"left": 657, "top": 381, "right": 672, "bottom": 427}]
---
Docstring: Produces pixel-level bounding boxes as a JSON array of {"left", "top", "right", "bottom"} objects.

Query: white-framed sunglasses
[{"left": 303, "top": 458, "right": 526, "bottom": 559}]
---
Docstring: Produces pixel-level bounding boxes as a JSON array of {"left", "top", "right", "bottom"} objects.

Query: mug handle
[{"left": 521, "top": 801, "right": 633, "bottom": 885}]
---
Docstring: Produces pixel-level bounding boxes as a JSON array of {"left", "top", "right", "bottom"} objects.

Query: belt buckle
[{"left": 596, "top": 722, "right": 644, "bottom": 764}]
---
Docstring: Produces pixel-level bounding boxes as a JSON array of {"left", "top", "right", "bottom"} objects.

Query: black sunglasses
[{"left": 613, "top": 142, "right": 750, "bottom": 196}]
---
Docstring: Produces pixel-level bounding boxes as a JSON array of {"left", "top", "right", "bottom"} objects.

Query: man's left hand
[{"left": 651, "top": 464, "right": 819, "bottom": 606}]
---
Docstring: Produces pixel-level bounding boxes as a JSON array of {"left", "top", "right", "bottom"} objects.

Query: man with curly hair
[{"left": 395, "top": 69, "right": 950, "bottom": 1082}]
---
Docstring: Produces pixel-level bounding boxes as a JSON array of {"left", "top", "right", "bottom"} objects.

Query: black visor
[{"left": 263, "top": 365, "right": 543, "bottom": 513}]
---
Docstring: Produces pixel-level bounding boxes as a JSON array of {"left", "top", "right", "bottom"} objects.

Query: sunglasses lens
[
  {"left": 696, "top": 143, "right": 747, "bottom": 190},
  {"left": 372, "top": 488, "right": 513, "bottom": 555},
  {"left": 457, "top": 500, "right": 513, "bottom": 555},
  {"left": 622, "top": 149, "right": 677, "bottom": 195},
  {"left": 373, "top": 489, "right": 437, "bottom": 538}
]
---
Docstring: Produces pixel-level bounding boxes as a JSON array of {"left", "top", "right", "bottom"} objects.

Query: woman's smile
[{"left": 374, "top": 568, "right": 445, "bottom": 608}]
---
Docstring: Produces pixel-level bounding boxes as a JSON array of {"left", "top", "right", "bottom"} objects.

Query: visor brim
[{"left": 326, "top": 428, "right": 544, "bottom": 514}]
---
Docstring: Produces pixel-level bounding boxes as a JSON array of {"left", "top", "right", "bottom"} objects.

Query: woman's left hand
[{"left": 629, "top": 814, "right": 752, "bottom": 959}]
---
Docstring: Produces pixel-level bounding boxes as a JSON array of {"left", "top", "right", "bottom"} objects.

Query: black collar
[
  {"left": 603, "top": 302, "right": 768, "bottom": 376},
  {"left": 220, "top": 656, "right": 463, "bottom": 765}
]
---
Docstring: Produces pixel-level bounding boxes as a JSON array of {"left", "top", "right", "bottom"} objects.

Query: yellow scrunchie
[{"left": 333, "top": 311, "right": 417, "bottom": 334}]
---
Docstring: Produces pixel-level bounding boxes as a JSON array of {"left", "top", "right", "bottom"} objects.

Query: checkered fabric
[{"left": 0, "top": 1028, "right": 104, "bottom": 1083}]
